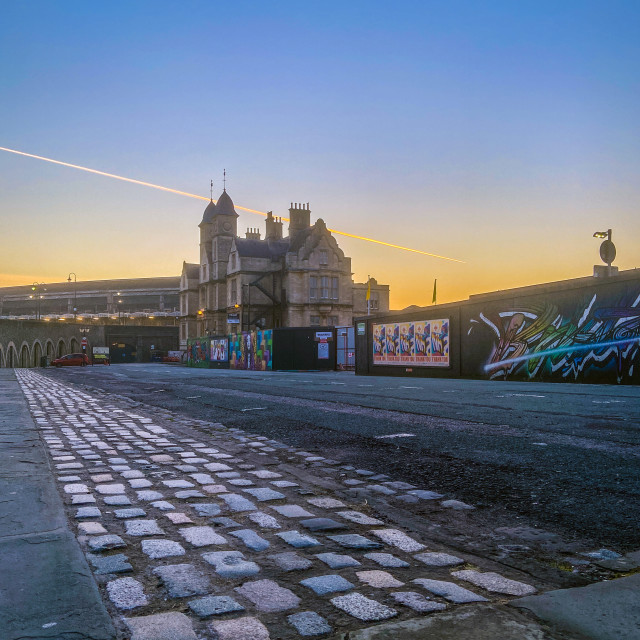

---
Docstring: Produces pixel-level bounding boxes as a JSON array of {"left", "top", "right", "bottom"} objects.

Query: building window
[
  {"left": 331, "top": 277, "right": 338, "bottom": 300},
  {"left": 231, "top": 253, "right": 237, "bottom": 270},
  {"left": 369, "top": 295, "right": 379, "bottom": 310},
  {"left": 309, "top": 275, "right": 317, "bottom": 300},
  {"left": 319, "top": 250, "right": 328, "bottom": 265},
  {"left": 230, "top": 279, "right": 237, "bottom": 305},
  {"left": 328, "top": 315, "right": 338, "bottom": 325},
  {"left": 310, "top": 315, "right": 321, "bottom": 325},
  {"left": 320, "top": 276, "right": 329, "bottom": 299}
]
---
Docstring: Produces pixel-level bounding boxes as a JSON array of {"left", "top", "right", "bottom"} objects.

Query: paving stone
[
  {"left": 328, "top": 534, "right": 382, "bottom": 550},
  {"left": 179, "top": 526, "right": 228, "bottom": 547},
  {"left": 250, "top": 470, "right": 282, "bottom": 479},
  {"left": 364, "top": 552, "right": 410, "bottom": 567},
  {"left": 337, "top": 511, "right": 384, "bottom": 525},
  {"left": 301, "top": 574, "right": 355, "bottom": 595},
  {"left": 78, "top": 522, "right": 108, "bottom": 535},
  {"left": 176, "top": 490, "right": 206, "bottom": 499},
  {"left": 220, "top": 493, "right": 257, "bottom": 512},
  {"left": 153, "top": 563, "right": 211, "bottom": 598},
  {"left": 300, "top": 517, "right": 349, "bottom": 532},
  {"left": 414, "top": 552, "right": 464, "bottom": 567},
  {"left": 56, "top": 462, "right": 83, "bottom": 469},
  {"left": 121, "top": 470, "right": 145, "bottom": 479},
  {"left": 202, "top": 484, "right": 229, "bottom": 494},
  {"left": 230, "top": 528, "right": 270, "bottom": 551},
  {"left": 204, "top": 462, "right": 233, "bottom": 472},
  {"left": 384, "top": 481, "right": 416, "bottom": 491},
  {"left": 163, "top": 479, "right": 195, "bottom": 488},
  {"left": 188, "top": 595, "right": 244, "bottom": 618},
  {"left": 151, "top": 500, "right": 175, "bottom": 510},
  {"left": 64, "top": 483, "right": 90, "bottom": 494},
  {"left": 391, "top": 591, "right": 447, "bottom": 613},
  {"left": 125, "top": 519, "right": 165, "bottom": 536},
  {"left": 248, "top": 511, "right": 281, "bottom": 529},
  {"left": 217, "top": 471, "right": 241, "bottom": 478},
  {"left": 137, "top": 490, "right": 164, "bottom": 501},
  {"left": 107, "top": 577, "right": 148, "bottom": 610},
  {"left": 210, "top": 516, "right": 241, "bottom": 528},
  {"left": 58, "top": 475, "right": 82, "bottom": 482},
  {"left": 91, "top": 474, "right": 114, "bottom": 482},
  {"left": 371, "top": 529, "right": 425, "bottom": 552},
  {"left": 408, "top": 490, "right": 444, "bottom": 500},
  {"left": 272, "top": 480, "right": 299, "bottom": 488},
  {"left": 235, "top": 578, "right": 301, "bottom": 612},
  {"left": 190, "top": 473, "right": 216, "bottom": 484},
  {"left": 150, "top": 454, "right": 175, "bottom": 463},
  {"left": 88, "top": 553, "right": 133, "bottom": 574},
  {"left": 343, "top": 479, "right": 365, "bottom": 486},
  {"left": 202, "top": 550, "right": 260, "bottom": 578},
  {"left": 129, "top": 479, "right": 153, "bottom": 489},
  {"left": 175, "top": 465, "right": 198, "bottom": 472},
  {"left": 115, "top": 508, "right": 147, "bottom": 519},
  {"left": 452, "top": 570, "right": 537, "bottom": 595},
  {"left": 356, "top": 570, "right": 404, "bottom": 588},
  {"left": 104, "top": 495, "right": 132, "bottom": 505},
  {"left": 367, "top": 484, "right": 397, "bottom": 495},
  {"left": 356, "top": 469, "right": 375, "bottom": 476},
  {"left": 111, "top": 465, "right": 131, "bottom": 472},
  {"left": 95, "top": 483, "right": 127, "bottom": 495},
  {"left": 288, "top": 611, "right": 331, "bottom": 636},
  {"left": 108, "top": 457, "right": 128, "bottom": 465},
  {"left": 71, "top": 494, "right": 97, "bottom": 504},
  {"left": 441, "top": 499, "right": 475, "bottom": 510},
  {"left": 270, "top": 552, "right": 314, "bottom": 571},
  {"left": 125, "top": 612, "right": 198, "bottom": 640},
  {"left": 243, "top": 487, "right": 286, "bottom": 502},
  {"left": 277, "top": 530, "right": 322, "bottom": 548},
  {"left": 209, "top": 617, "right": 270, "bottom": 640},
  {"left": 141, "top": 539, "right": 186, "bottom": 559},
  {"left": 412, "top": 578, "right": 488, "bottom": 603},
  {"left": 330, "top": 593, "right": 398, "bottom": 621},
  {"left": 307, "top": 497, "right": 345, "bottom": 509},
  {"left": 228, "top": 478, "right": 254, "bottom": 486},
  {"left": 272, "top": 504, "right": 315, "bottom": 518},
  {"left": 315, "top": 553, "right": 361, "bottom": 569},
  {"left": 76, "top": 506, "right": 102, "bottom": 519},
  {"left": 88, "top": 534, "right": 126, "bottom": 551}
]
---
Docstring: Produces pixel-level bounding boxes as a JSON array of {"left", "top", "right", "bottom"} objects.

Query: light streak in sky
[
  {"left": 0, "top": 146, "right": 464, "bottom": 263},
  {"left": 484, "top": 337, "right": 640, "bottom": 372}
]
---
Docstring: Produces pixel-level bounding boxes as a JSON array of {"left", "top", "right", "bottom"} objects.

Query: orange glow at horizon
[{"left": 0, "top": 146, "right": 464, "bottom": 264}]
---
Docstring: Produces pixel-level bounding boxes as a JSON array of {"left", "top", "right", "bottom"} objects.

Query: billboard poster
[
  {"left": 373, "top": 319, "right": 449, "bottom": 367},
  {"left": 210, "top": 338, "right": 229, "bottom": 362},
  {"left": 229, "top": 330, "right": 273, "bottom": 371}
]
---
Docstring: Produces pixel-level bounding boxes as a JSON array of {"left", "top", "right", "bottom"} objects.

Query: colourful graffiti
[
  {"left": 186, "top": 338, "right": 210, "bottom": 368},
  {"left": 229, "top": 330, "right": 273, "bottom": 371},
  {"left": 469, "top": 292, "right": 640, "bottom": 382}
]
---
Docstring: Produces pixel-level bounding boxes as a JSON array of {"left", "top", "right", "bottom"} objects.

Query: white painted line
[
  {"left": 400, "top": 386, "right": 420, "bottom": 389},
  {"left": 375, "top": 433, "right": 416, "bottom": 439},
  {"left": 532, "top": 442, "right": 548, "bottom": 446},
  {"left": 186, "top": 396, "right": 201, "bottom": 399},
  {"left": 240, "top": 407, "right": 268, "bottom": 412},
  {"left": 330, "top": 382, "right": 346, "bottom": 385},
  {"left": 505, "top": 393, "right": 545, "bottom": 398},
  {"left": 358, "top": 384, "right": 374, "bottom": 387}
]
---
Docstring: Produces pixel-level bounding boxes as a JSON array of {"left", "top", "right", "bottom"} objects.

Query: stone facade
[{"left": 179, "top": 192, "right": 389, "bottom": 348}]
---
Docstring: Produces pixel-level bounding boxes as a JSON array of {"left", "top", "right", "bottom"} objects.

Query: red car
[{"left": 52, "top": 353, "right": 90, "bottom": 367}]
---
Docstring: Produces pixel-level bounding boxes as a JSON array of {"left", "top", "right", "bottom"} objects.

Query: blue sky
[{"left": 1, "top": 1, "right": 638, "bottom": 305}]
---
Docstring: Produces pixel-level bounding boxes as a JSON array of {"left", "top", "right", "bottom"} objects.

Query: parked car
[{"left": 52, "top": 353, "right": 89, "bottom": 367}]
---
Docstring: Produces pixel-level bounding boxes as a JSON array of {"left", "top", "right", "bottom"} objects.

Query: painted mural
[
  {"left": 210, "top": 338, "right": 229, "bottom": 362},
  {"left": 229, "top": 330, "right": 273, "bottom": 371},
  {"left": 373, "top": 319, "right": 450, "bottom": 366},
  {"left": 186, "top": 338, "right": 210, "bottom": 368},
  {"left": 468, "top": 291, "right": 640, "bottom": 383}
]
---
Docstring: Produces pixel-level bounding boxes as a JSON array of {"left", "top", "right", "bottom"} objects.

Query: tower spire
[
  {"left": 223, "top": 168, "right": 226, "bottom": 192},
  {"left": 210, "top": 179, "right": 213, "bottom": 201}
]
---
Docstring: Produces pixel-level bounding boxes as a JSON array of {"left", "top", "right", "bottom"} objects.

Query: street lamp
[
  {"left": 593, "top": 229, "right": 616, "bottom": 276},
  {"left": 67, "top": 273, "right": 77, "bottom": 319},
  {"left": 118, "top": 298, "right": 123, "bottom": 324},
  {"left": 31, "top": 282, "right": 45, "bottom": 320}
]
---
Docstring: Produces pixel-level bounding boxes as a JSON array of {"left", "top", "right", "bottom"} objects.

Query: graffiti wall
[
  {"left": 186, "top": 337, "right": 210, "bottom": 368},
  {"left": 229, "top": 330, "right": 273, "bottom": 371},
  {"left": 373, "top": 319, "right": 450, "bottom": 367},
  {"left": 210, "top": 338, "right": 228, "bottom": 362},
  {"left": 464, "top": 285, "right": 640, "bottom": 384}
]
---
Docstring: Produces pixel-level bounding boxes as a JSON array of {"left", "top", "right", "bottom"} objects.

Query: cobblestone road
[{"left": 18, "top": 370, "right": 539, "bottom": 639}]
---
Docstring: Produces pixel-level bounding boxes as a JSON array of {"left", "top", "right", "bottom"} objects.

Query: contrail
[{"left": 0, "top": 146, "right": 465, "bottom": 263}]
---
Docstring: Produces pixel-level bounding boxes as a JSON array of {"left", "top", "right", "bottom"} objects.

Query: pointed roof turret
[
  {"left": 215, "top": 189, "right": 238, "bottom": 217},
  {"left": 200, "top": 199, "right": 217, "bottom": 225}
]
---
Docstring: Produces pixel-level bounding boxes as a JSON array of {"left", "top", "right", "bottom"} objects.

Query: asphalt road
[{"left": 42, "top": 364, "right": 640, "bottom": 550}]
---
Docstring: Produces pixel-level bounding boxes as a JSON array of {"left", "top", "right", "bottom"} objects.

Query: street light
[
  {"left": 592, "top": 228, "right": 616, "bottom": 275},
  {"left": 31, "top": 282, "right": 45, "bottom": 320},
  {"left": 118, "top": 298, "right": 123, "bottom": 324},
  {"left": 67, "top": 273, "right": 77, "bottom": 319}
]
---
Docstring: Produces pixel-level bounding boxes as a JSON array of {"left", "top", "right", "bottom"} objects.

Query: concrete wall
[{"left": 356, "top": 270, "right": 640, "bottom": 385}]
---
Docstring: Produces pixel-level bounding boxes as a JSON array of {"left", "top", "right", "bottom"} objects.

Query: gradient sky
[{"left": 1, "top": 1, "right": 638, "bottom": 308}]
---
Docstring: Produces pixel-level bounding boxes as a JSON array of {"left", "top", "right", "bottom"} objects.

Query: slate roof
[{"left": 235, "top": 238, "right": 290, "bottom": 259}]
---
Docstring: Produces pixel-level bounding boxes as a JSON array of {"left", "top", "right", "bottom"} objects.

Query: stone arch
[
  {"left": 6, "top": 342, "right": 17, "bottom": 367},
  {"left": 70, "top": 337, "right": 79, "bottom": 353},
  {"left": 19, "top": 343, "right": 30, "bottom": 368},
  {"left": 57, "top": 339, "right": 66, "bottom": 357},
  {"left": 45, "top": 340, "right": 55, "bottom": 360},
  {"left": 32, "top": 340, "right": 43, "bottom": 367},
  {"left": 0, "top": 345, "right": 4, "bottom": 368}
]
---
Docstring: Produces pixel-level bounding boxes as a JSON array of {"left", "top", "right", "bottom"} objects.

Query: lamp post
[
  {"left": 118, "top": 298, "right": 123, "bottom": 325},
  {"left": 593, "top": 229, "right": 616, "bottom": 276},
  {"left": 31, "top": 282, "right": 45, "bottom": 320},
  {"left": 67, "top": 273, "right": 77, "bottom": 319}
]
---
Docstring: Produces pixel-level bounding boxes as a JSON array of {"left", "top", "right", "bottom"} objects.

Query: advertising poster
[
  {"left": 373, "top": 319, "right": 449, "bottom": 367},
  {"left": 210, "top": 338, "right": 229, "bottom": 362}
]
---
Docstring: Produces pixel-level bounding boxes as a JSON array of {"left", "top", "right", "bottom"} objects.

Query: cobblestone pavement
[{"left": 17, "top": 370, "right": 541, "bottom": 639}]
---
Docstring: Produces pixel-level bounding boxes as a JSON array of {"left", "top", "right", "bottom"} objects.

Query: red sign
[{"left": 81, "top": 337, "right": 88, "bottom": 346}]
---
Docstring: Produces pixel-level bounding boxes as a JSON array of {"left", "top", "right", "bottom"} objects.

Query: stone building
[{"left": 179, "top": 189, "right": 389, "bottom": 348}]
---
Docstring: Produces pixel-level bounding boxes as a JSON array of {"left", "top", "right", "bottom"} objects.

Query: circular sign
[
  {"left": 600, "top": 240, "right": 616, "bottom": 265},
  {"left": 81, "top": 337, "right": 88, "bottom": 346}
]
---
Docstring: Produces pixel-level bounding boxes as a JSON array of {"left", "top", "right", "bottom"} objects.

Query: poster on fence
[
  {"left": 373, "top": 319, "right": 449, "bottom": 366},
  {"left": 210, "top": 338, "right": 229, "bottom": 362}
]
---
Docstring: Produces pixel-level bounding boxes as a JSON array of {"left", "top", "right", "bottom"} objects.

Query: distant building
[{"left": 179, "top": 189, "right": 389, "bottom": 348}]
